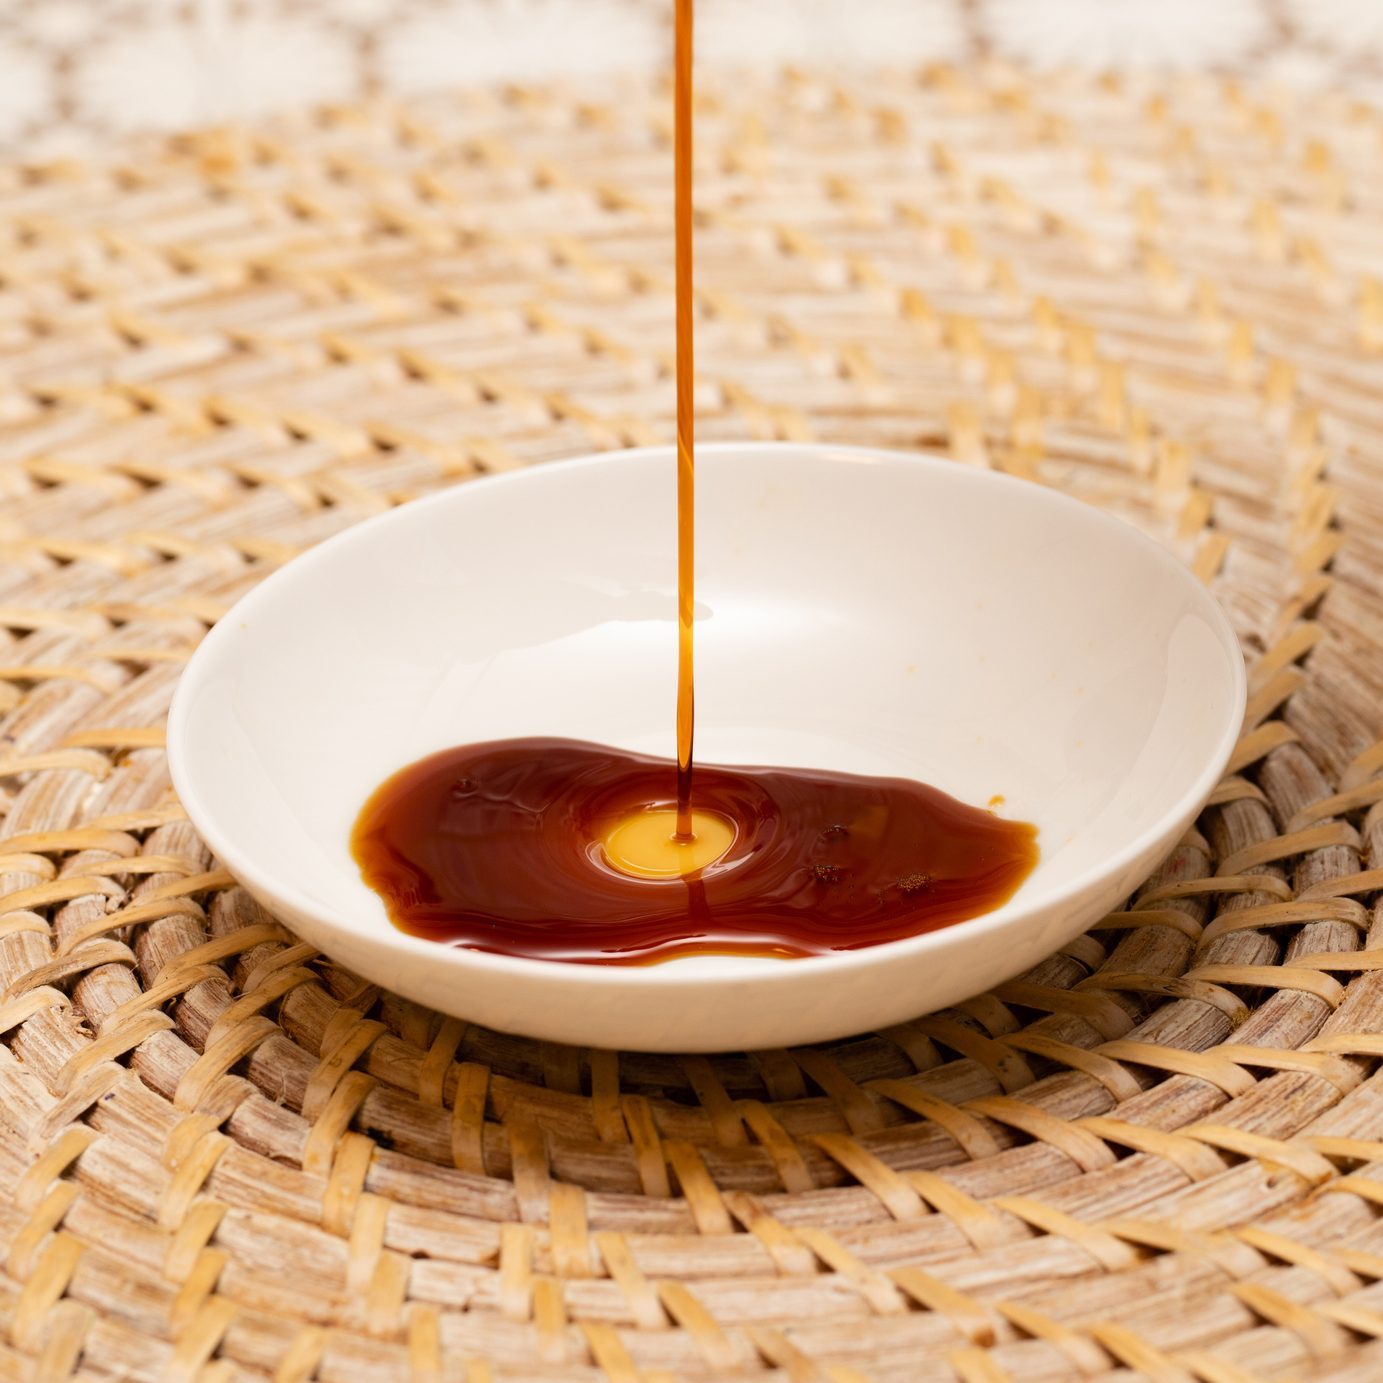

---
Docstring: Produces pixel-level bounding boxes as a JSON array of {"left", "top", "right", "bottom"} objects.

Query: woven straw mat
[{"left": 3, "top": 64, "right": 1383, "bottom": 1383}]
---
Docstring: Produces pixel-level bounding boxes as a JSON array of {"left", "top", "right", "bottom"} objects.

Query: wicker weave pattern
[{"left": 2, "top": 66, "right": 1383, "bottom": 1380}]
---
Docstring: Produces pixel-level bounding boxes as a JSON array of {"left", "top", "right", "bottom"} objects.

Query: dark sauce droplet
[{"left": 351, "top": 737, "right": 1039, "bottom": 965}]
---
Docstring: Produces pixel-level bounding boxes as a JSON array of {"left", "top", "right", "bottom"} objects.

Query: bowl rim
[{"left": 167, "top": 440, "right": 1247, "bottom": 989}]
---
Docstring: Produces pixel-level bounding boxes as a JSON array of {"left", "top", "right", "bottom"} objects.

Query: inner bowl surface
[{"left": 168, "top": 442, "right": 1245, "bottom": 1050}]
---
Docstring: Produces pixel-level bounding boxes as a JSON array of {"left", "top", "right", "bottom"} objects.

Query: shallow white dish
[{"left": 168, "top": 442, "right": 1245, "bottom": 1051}]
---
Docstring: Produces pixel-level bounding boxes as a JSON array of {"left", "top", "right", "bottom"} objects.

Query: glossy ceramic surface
[{"left": 168, "top": 443, "right": 1246, "bottom": 1050}]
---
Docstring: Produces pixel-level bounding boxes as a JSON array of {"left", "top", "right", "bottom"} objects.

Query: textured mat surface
[{"left": 2, "top": 67, "right": 1383, "bottom": 1381}]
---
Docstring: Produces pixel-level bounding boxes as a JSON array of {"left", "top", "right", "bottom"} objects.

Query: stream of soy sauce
[
  {"left": 673, "top": 0, "right": 696, "bottom": 838},
  {"left": 350, "top": 1, "right": 1040, "bottom": 964}
]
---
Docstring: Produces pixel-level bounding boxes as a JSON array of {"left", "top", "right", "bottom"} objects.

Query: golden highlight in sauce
[{"left": 352, "top": 739, "right": 1039, "bottom": 965}]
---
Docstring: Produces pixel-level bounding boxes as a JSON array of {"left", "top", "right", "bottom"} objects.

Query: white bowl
[{"left": 168, "top": 443, "right": 1244, "bottom": 1051}]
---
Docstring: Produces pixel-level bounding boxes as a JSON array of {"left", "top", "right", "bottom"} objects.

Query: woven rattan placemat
[{"left": 2, "top": 64, "right": 1383, "bottom": 1381}]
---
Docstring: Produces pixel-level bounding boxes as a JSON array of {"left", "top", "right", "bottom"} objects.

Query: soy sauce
[
  {"left": 351, "top": 0, "right": 1042, "bottom": 963},
  {"left": 352, "top": 739, "right": 1039, "bottom": 965},
  {"left": 673, "top": 0, "right": 696, "bottom": 835}
]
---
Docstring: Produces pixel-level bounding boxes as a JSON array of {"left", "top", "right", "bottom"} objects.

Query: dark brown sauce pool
[{"left": 351, "top": 738, "right": 1039, "bottom": 965}]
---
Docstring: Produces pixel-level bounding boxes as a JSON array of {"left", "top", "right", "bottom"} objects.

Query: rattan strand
[{"left": 1, "top": 64, "right": 1383, "bottom": 1381}]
